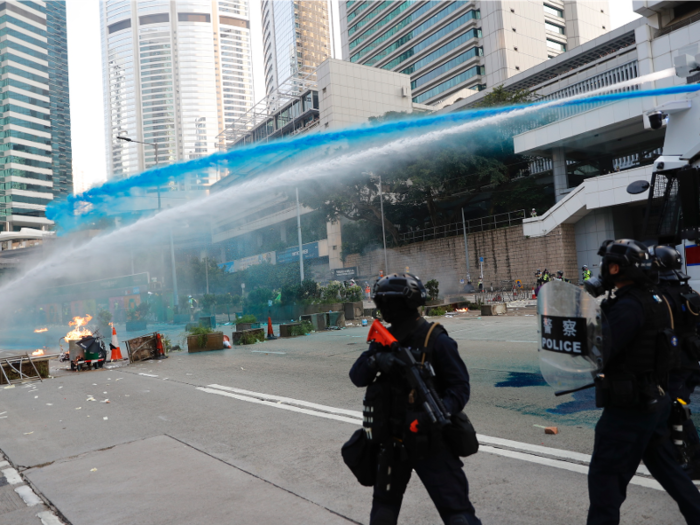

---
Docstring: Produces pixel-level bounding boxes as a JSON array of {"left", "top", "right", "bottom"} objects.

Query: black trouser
[
  {"left": 669, "top": 369, "right": 700, "bottom": 457},
  {"left": 587, "top": 394, "right": 700, "bottom": 525},
  {"left": 370, "top": 444, "right": 481, "bottom": 525}
]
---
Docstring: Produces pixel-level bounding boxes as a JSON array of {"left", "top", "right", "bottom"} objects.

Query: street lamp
[{"left": 116, "top": 135, "right": 161, "bottom": 210}]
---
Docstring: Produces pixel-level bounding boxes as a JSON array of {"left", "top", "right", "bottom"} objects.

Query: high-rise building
[
  {"left": 261, "top": 1, "right": 331, "bottom": 98},
  {"left": 0, "top": 0, "right": 72, "bottom": 233},
  {"left": 340, "top": 1, "right": 609, "bottom": 106},
  {"left": 101, "top": 0, "right": 254, "bottom": 182}
]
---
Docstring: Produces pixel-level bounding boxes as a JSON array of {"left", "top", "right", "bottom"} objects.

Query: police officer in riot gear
[
  {"left": 582, "top": 265, "right": 592, "bottom": 281},
  {"left": 587, "top": 240, "right": 700, "bottom": 525},
  {"left": 349, "top": 274, "right": 481, "bottom": 525},
  {"left": 654, "top": 245, "right": 700, "bottom": 478}
]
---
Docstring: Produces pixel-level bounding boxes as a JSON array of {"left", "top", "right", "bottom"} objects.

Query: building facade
[
  {"left": 0, "top": 0, "right": 72, "bottom": 234},
  {"left": 100, "top": 0, "right": 254, "bottom": 183},
  {"left": 261, "top": 0, "right": 331, "bottom": 101},
  {"left": 340, "top": 0, "right": 609, "bottom": 106}
]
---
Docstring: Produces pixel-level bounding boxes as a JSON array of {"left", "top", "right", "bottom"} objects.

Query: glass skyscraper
[
  {"left": 341, "top": 1, "right": 609, "bottom": 106},
  {"left": 262, "top": 0, "right": 331, "bottom": 97},
  {"left": 0, "top": 0, "right": 72, "bottom": 233},
  {"left": 101, "top": 0, "right": 254, "bottom": 183}
]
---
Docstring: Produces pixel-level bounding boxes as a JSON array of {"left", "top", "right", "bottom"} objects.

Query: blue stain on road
[
  {"left": 494, "top": 371, "right": 547, "bottom": 388},
  {"left": 547, "top": 389, "right": 597, "bottom": 415}
]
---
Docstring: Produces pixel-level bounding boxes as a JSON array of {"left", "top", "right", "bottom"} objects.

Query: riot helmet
[
  {"left": 652, "top": 244, "right": 688, "bottom": 282},
  {"left": 372, "top": 273, "right": 427, "bottom": 324},
  {"left": 582, "top": 265, "right": 588, "bottom": 270},
  {"left": 598, "top": 239, "right": 654, "bottom": 289}
]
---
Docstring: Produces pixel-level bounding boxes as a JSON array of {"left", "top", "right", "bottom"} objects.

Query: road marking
[
  {"left": 480, "top": 446, "right": 661, "bottom": 491},
  {"left": 15, "top": 485, "right": 42, "bottom": 506},
  {"left": 251, "top": 351, "right": 286, "bottom": 354},
  {"left": 199, "top": 385, "right": 666, "bottom": 485},
  {"left": 37, "top": 511, "right": 64, "bottom": 525},
  {"left": 197, "top": 387, "right": 361, "bottom": 425},
  {"left": 139, "top": 373, "right": 158, "bottom": 377},
  {"left": 207, "top": 384, "right": 362, "bottom": 418},
  {"left": 2, "top": 467, "right": 22, "bottom": 484}
]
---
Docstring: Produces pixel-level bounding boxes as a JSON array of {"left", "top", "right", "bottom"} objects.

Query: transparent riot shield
[{"left": 537, "top": 280, "right": 606, "bottom": 391}]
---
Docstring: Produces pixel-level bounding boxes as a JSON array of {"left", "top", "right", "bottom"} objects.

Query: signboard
[
  {"left": 219, "top": 251, "right": 275, "bottom": 273},
  {"left": 479, "top": 257, "right": 484, "bottom": 263},
  {"left": 686, "top": 244, "right": 700, "bottom": 266},
  {"left": 540, "top": 315, "right": 587, "bottom": 355},
  {"left": 515, "top": 279, "right": 523, "bottom": 289},
  {"left": 276, "top": 241, "right": 320, "bottom": 265},
  {"left": 332, "top": 267, "right": 358, "bottom": 279}
]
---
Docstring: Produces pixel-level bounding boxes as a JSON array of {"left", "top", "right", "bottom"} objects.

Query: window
[
  {"left": 108, "top": 19, "right": 131, "bottom": 34},
  {"left": 220, "top": 16, "right": 249, "bottom": 28},
  {"left": 140, "top": 13, "right": 169, "bottom": 25},
  {"left": 546, "top": 39, "right": 566, "bottom": 52},
  {"left": 178, "top": 13, "right": 211, "bottom": 23},
  {"left": 543, "top": 4, "right": 563, "bottom": 18},
  {"left": 545, "top": 21, "right": 564, "bottom": 34}
]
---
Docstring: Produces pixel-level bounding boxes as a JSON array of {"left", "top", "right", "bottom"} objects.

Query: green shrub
[
  {"left": 188, "top": 325, "right": 213, "bottom": 347},
  {"left": 343, "top": 285, "right": 363, "bottom": 302},
  {"left": 321, "top": 281, "right": 343, "bottom": 303},
  {"left": 425, "top": 279, "right": 440, "bottom": 301},
  {"left": 289, "top": 321, "right": 313, "bottom": 337},
  {"left": 430, "top": 307, "right": 446, "bottom": 316},
  {"left": 240, "top": 330, "right": 264, "bottom": 345},
  {"left": 235, "top": 314, "right": 257, "bottom": 324}
]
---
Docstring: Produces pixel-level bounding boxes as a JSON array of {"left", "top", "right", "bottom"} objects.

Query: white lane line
[
  {"left": 480, "top": 446, "right": 662, "bottom": 491},
  {"left": 2, "top": 467, "right": 22, "bottom": 485},
  {"left": 15, "top": 485, "right": 42, "bottom": 506},
  {"left": 139, "top": 373, "right": 158, "bottom": 377},
  {"left": 251, "top": 351, "right": 286, "bottom": 354},
  {"left": 199, "top": 385, "right": 657, "bottom": 481},
  {"left": 207, "top": 384, "right": 362, "bottom": 418},
  {"left": 37, "top": 511, "right": 64, "bottom": 525},
  {"left": 197, "top": 388, "right": 361, "bottom": 425},
  {"left": 0, "top": 460, "right": 9, "bottom": 469}
]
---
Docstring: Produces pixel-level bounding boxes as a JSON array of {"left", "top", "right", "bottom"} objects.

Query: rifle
[{"left": 366, "top": 319, "right": 451, "bottom": 428}]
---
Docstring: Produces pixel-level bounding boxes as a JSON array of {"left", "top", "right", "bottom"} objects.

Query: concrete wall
[{"left": 344, "top": 224, "right": 578, "bottom": 292}]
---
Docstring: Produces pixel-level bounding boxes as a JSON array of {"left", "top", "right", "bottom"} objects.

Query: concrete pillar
[
  {"left": 552, "top": 147, "right": 568, "bottom": 202},
  {"left": 326, "top": 220, "right": 343, "bottom": 270}
]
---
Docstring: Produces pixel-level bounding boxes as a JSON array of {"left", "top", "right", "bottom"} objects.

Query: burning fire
[
  {"left": 456, "top": 308, "right": 469, "bottom": 313},
  {"left": 65, "top": 315, "right": 93, "bottom": 341},
  {"left": 34, "top": 328, "right": 48, "bottom": 333},
  {"left": 32, "top": 349, "right": 44, "bottom": 356}
]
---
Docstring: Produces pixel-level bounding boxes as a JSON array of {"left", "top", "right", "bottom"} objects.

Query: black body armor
[{"left": 660, "top": 280, "right": 700, "bottom": 370}]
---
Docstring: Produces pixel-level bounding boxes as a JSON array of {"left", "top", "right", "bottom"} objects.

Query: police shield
[{"left": 538, "top": 280, "right": 605, "bottom": 390}]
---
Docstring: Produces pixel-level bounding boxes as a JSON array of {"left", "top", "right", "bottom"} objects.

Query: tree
[{"left": 477, "top": 85, "right": 533, "bottom": 107}]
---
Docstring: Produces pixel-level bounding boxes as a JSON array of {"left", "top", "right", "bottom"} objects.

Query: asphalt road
[{"left": 1, "top": 312, "right": 697, "bottom": 524}]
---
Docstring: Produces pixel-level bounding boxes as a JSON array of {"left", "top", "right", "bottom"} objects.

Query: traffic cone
[
  {"left": 110, "top": 325, "right": 124, "bottom": 361},
  {"left": 155, "top": 332, "right": 167, "bottom": 359},
  {"left": 267, "top": 317, "right": 277, "bottom": 340},
  {"left": 532, "top": 287, "right": 537, "bottom": 300}
]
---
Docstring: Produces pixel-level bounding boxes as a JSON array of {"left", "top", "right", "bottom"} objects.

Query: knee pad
[
  {"left": 371, "top": 507, "right": 398, "bottom": 525},
  {"left": 447, "top": 515, "right": 470, "bottom": 525}
]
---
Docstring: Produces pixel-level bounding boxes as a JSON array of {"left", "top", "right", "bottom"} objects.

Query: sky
[{"left": 66, "top": 0, "right": 641, "bottom": 192}]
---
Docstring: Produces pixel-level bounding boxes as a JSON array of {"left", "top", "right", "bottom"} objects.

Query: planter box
[
  {"left": 481, "top": 303, "right": 507, "bottom": 316},
  {"left": 326, "top": 311, "right": 345, "bottom": 328},
  {"left": 236, "top": 323, "right": 253, "bottom": 332},
  {"left": 301, "top": 313, "right": 326, "bottom": 331},
  {"left": 126, "top": 320, "right": 147, "bottom": 332},
  {"left": 279, "top": 323, "right": 302, "bottom": 338},
  {"left": 232, "top": 328, "right": 265, "bottom": 345},
  {"left": 343, "top": 302, "right": 363, "bottom": 320},
  {"left": 187, "top": 332, "right": 225, "bottom": 353}
]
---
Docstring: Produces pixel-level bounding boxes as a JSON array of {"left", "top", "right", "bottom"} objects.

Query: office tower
[
  {"left": 101, "top": 0, "right": 255, "bottom": 181},
  {"left": 0, "top": 1, "right": 72, "bottom": 233},
  {"left": 261, "top": 0, "right": 332, "bottom": 97},
  {"left": 340, "top": 1, "right": 609, "bottom": 106}
]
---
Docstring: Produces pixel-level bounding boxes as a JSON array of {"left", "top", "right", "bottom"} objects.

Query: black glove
[{"left": 375, "top": 352, "right": 396, "bottom": 373}]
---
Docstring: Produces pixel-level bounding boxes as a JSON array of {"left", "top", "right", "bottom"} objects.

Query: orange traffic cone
[
  {"left": 532, "top": 287, "right": 537, "bottom": 300},
  {"left": 155, "top": 332, "right": 167, "bottom": 359},
  {"left": 267, "top": 317, "right": 277, "bottom": 339},
  {"left": 110, "top": 325, "right": 123, "bottom": 361}
]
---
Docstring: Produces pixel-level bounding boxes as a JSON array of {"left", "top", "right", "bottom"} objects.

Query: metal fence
[{"left": 398, "top": 209, "right": 526, "bottom": 244}]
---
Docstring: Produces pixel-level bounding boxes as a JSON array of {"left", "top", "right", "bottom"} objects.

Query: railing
[{"left": 398, "top": 209, "right": 526, "bottom": 244}]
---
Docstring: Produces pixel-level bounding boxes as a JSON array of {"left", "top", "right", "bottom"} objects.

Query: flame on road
[
  {"left": 65, "top": 315, "right": 93, "bottom": 341},
  {"left": 34, "top": 328, "right": 48, "bottom": 333},
  {"left": 456, "top": 308, "right": 469, "bottom": 313},
  {"left": 31, "top": 349, "right": 45, "bottom": 356}
]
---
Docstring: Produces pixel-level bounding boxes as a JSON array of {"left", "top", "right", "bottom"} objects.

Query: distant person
[
  {"left": 463, "top": 280, "right": 476, "bottom": 293},
  {"left": 478, "top": 279, "right": 483, "bottom": 293},
  {"left": 582, "top": 265, "right": 592, "bottom": 281},
  {"left": 542, "top": 269, "right": 551, "bottom": 284},
  {"left": 531, "top": 208, "right": 538, "bottom": 217}
]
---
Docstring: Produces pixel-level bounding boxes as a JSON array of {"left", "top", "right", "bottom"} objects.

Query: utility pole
[
  {"left": 461, "top": 207, "right": 470, "bottom": 282},
  {"left": 295, "top": 187, "right": 304, "bottom": 282},
  {"left": 378, "top": 174, "right": 388, "bottom": 274},
  {"left": 170, "top": 229, "right": 179, "bottom": 311}
]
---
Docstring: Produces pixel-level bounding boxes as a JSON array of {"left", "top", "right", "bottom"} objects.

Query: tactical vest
[
  {"left": 603, "top": 286, "right": 666, "bottom": 379},
  {"left": 362, "top": 320, "right": 446, "bottom": 450},
  {"left": 660, "top": 281, "right": 700, "bottom": 369}
]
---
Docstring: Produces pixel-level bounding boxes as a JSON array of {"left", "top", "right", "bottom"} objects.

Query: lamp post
[
  {"left": 378, "top": 174, "right": 388, "bottom": 274},
  {"left": 116, "top": 135, "right": 161, "bottom": 210}
]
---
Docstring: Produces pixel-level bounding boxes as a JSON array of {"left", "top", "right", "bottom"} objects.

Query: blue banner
[{"left": 276, "top": 242, "right": 320, "bottom": 265}]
